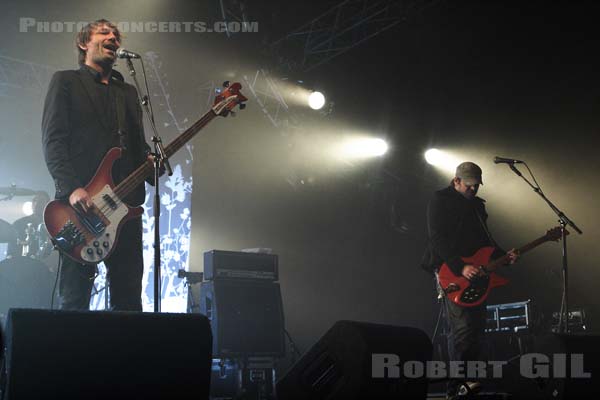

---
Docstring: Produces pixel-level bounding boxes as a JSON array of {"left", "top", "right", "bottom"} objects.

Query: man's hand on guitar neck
[
  {"left": 69, "top": 187, "right": 93, "bottom": 213},
  {"left": 506, "top": 248, "right": 519, "bottom": 264}
]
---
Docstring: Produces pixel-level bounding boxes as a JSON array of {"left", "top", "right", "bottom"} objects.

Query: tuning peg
[
  {"left": 239, "top": 103, "right": 246, "bottom": 110},
  {"left": 222, "top": 81, "right": 230, "bottom": 88}
]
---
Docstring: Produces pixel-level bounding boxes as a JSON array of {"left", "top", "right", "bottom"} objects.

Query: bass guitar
[
  {"left": 437, "top": 226, "right": 565, "bottom": 307},
  {"left": 44, "top": 82, "right": 247, "bottom": 264}
]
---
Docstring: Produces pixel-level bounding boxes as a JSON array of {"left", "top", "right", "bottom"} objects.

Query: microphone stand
[
  {"left": 505, "top": 163, "right": 582, "bottom": 334},
  {"left": 123, "top": 56, "right": 173, "bottom": 312}
]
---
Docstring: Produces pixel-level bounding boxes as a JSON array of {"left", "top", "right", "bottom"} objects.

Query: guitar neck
[
  {"left": 113, "top": 109, "right": 217, "bottom": 200},
  {"left": 163, "top": 110, "right": 217, "bottom": 159},
  {"left": 486, "top": 234, "right": 551, "bottom": 272}
]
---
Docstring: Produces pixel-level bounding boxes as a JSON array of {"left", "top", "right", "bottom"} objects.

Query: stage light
[
  {"left": 22, "top": 201, "right": 33, "bottom": 216},
  {"left": 424, "top": 148, "right": 442, "bottom": 164},
  {"left": 424, "top": 148, "right": 460, "bottom": 173},
  {"left": 340, "top": 137, "right": 389, "bottom": 158},
  {"left": 308, "top": 91, "right": 325, "bottom": 110}
]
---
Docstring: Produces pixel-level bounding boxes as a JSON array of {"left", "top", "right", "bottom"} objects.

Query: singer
[
  {"left": 420, "top": 161, "right": 519, "bottom": 398},
  {"left": 42, "top": 19, "right": 152, "bottom": 311}
]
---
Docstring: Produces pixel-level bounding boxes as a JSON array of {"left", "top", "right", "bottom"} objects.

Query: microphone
[
  {"left": 494, "top": 156, "right": 524, "bottom": 164},
  {"left": 116, "top": 48, "right": 141, "bottom": 59}
]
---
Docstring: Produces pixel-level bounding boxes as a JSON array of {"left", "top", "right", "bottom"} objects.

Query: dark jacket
[
  {"left": 42, "top": 67, "right": 149, "bottom": 205},
  {"left": 422, "top": 185, "right": 503, "bottom": 276}
]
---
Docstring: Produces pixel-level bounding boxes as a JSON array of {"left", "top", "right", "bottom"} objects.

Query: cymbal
[{"left": 0, "top": 186, "right": 36, "bottom": 196}]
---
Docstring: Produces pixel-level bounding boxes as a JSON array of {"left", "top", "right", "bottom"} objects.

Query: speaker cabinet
[
  {"left": 1, "top": 308, "right": 212, "bottom": 400},
  {"left": 276, "top": 320, "right": 432, "bottom": 400},
  {"left": 199, "top": 280, "right": 285, "bottom": 357}
]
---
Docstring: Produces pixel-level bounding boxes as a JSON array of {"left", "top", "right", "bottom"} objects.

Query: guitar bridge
[
  {"left": 460, "top": 276, "right": 490, "bottom": 304},
  {"left": 54, "top": 220, "right": 85, "bottom": 252}
]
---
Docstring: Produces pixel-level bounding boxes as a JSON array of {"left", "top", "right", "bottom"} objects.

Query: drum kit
[{"left": 0, "top": 185, "right": 57, "bottom": 319}]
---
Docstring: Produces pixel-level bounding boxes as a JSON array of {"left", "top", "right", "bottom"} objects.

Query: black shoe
[
  {"left": 457, "top": 381, "right": 482, "bottom": 396},
  {"left": 446, "top": 381, "right": 482, "bottom": 399}
]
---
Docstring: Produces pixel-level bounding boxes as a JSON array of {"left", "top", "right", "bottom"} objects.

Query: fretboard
[
  {"left": 485, "top": 234, "right": 551, "bottom": 272},
  {"left": 113, "top": 109, "right": 217, "bottom": 200}
]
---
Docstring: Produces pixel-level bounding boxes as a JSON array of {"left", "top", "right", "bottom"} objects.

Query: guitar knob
[
  {"left": 86, "top": 248, "right": 94, "bottom": 255},
  {"left": 103, "top": 241, "right": 109, "bottom": 248},
  {"left": 96, "top": 248, "right": 103, "bottom": 256},
  {"left": 93, "top": 241, "right": 99, "bottom": 247}
]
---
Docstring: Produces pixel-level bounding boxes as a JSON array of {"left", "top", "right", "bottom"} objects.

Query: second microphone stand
[{"left": 124, "top": 56, "right": 173, "bottom": 312}]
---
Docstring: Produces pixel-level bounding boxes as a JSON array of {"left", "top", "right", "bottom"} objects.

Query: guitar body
[
  {"left": 44, "top": 147, "right": 143, "bottom": 264},
  {"left": 437, "top": 246, "right": 510, "bottom": 307}
]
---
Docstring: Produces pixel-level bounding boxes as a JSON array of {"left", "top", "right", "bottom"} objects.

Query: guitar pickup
[
  {"left": 73, "top": 206, "right": 106, "bottom": 235},
  {"left": 103, "top": 194, "right": 118, "bottom": 210}
]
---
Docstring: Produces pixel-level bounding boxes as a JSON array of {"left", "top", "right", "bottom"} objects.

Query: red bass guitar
[
  {"left": 44, "top": 82, "right": 247, "bottom": 264},
  {"left": 437, "top": 226, "right": 565, "bottom": 307}
]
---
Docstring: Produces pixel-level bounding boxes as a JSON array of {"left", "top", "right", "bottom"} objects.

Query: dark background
[{"left": 1, "top": 0, "right": 598, "bottom": 360}]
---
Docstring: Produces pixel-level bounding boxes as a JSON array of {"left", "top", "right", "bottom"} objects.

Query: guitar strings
[{"left": 95, "top": 111, "right": 216, "bottom": 218}]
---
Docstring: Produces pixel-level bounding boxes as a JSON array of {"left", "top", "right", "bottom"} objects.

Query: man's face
[
  {"left": 80, "top": 24, "right": 121, "bottom": 67},
  {"left": 453, "top": 177, "right": 479, "bottom": 200}
]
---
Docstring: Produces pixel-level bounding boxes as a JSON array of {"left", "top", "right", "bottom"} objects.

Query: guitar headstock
[
  {"left": 212, "top": 81, "right": 248, "bottom": 117},
  {"left": 545, "top": 226, "right": 568, "bottom": 242}
]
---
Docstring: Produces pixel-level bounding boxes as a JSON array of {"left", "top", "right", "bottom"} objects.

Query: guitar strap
[
  {"left": 115, "top": 89, "right": 128, "bottom": 152},
  {"left": 474, "top": 202, "right": 500, "bottom": 249}
]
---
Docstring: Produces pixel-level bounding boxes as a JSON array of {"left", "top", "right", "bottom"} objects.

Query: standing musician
[
  {"left": 422, "top": 161, "right": 519, "bottom": 399},
  {"left": 42, "top": 19, "right": 152, "bottom": 311}
]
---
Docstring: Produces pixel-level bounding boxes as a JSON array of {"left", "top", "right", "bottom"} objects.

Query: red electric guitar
[
  {"left": 437, "top": 226, "right": 565, "bottom": 307},
  {"left": 44, "top": 82, "right": 247, "bottom": 264}
]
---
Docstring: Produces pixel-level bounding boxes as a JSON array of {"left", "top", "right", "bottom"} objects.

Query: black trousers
[
  {"left": 444, "top": 297, "right": 487, "bottom": 393},
  {"left": 58, "top": 217, "right": 144, "bottom": 311}
]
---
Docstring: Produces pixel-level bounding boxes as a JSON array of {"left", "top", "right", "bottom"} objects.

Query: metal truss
[
  {"left": 271, "top": 0, "right": 440, "bottom": 72},
  {"left": 243, "top": 69, "right": 295, "bottom": 130},
  {"left": 0, "top": 54, "right": 56, "bottom": 96},
  {"left": 218, "top": 0, "right": 249, "bottom": 38}
]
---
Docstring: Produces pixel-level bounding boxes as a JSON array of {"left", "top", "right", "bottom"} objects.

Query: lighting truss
[
  {"left": 243, "top": 69, "right": 295, "bottom": 130},
  {"left": 271, "top": 0, "right": 441, "bottom": 72},
  {"left": 0, "top": 54, "right": 55, "bottom": 96}
]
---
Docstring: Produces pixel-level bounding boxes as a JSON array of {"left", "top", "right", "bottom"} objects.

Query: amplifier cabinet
[
  {"left": 204, "top": 250, "right": 278, "bottom": 281},
  {"left": 199, "top": 280, "right": 285, "bottom": 357}
]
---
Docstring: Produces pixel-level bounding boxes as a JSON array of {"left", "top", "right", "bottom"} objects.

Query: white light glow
[
  {"left": 424, "top": 148, "right": 461, "bottom": 173},
  {"left": 22, "top": 201, "right": 33, "bottom": 216},
  {"left": 340, "top": 137, "right": 389, "bottom": 158},
  {"left": 308, "top": 91, "right": 326, "bottom": 110}
]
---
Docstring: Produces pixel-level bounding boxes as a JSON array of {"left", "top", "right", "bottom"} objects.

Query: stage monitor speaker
[
  {"left": 199, "top": 280, "right": 285, "bottom": 357},
  {"left": 1, "top": 308, "right": 212, "bottom": 400},
  {"left": 276, "top": 320, "right": 432, "bottom": 400}
]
